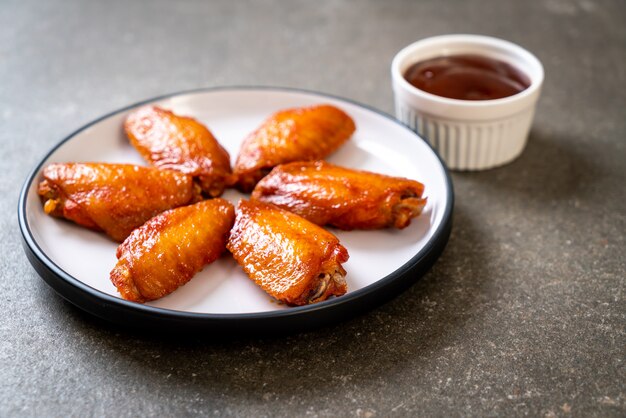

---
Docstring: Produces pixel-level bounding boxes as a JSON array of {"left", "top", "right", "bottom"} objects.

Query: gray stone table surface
[{"left": 1, "top": 0, "right": 624, "bottom": 416}]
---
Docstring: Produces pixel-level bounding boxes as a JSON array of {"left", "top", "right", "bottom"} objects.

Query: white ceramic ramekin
[{"left": 391, "top": 34, "right": 544, "bottom": 170}]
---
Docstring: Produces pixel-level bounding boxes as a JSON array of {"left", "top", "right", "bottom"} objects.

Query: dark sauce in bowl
[{"left": 404, "top": 54, "right": 530, "bottom": 100}]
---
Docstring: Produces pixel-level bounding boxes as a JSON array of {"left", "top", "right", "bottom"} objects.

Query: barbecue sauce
[{"left": 404, "top": 54, "right": 530, "bottom": 100}]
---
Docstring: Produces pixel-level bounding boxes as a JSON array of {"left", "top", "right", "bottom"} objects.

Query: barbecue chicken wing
[
  {"left": 251, "top": 161, "right": 427, "bottom": 230},
  {"left": 125, "top": 106, "right": 234, "bottom": 197},
  {"left": 110, "top": 199, "right": 235, "bottom": 303},
  {"left": 227, "top": 200, "right": 349, "bottom": 306},
  {"left": 38, "top": 163, "right": 201, "bottom": 242},
  {"left": 233, "top": 104, "right": 355, "bottom": 192}
]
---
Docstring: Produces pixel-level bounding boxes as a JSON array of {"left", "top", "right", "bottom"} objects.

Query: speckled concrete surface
[{"left": 1, "top": 0, "right": 624, "bottom": 416}]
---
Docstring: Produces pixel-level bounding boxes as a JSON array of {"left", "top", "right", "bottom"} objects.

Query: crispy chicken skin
[
  {"left": 124, "top": 106, "right": 234, "bottom": 197},
  {"left": 233, "top": 104, "right": 356, "bottom": 192},
  {"left": 227, "top": 200, "right": 349, "bottom": 306},
  {"left": 38, "top": 163, "right": 201, "bottom": 242},
  {"left": 251, "top": 161, "right": 427, "bottom": 230},
  {"left": 110, "top": 199, "right": 235, "bottom": 303}
]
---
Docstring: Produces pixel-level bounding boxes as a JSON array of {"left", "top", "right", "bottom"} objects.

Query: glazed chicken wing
[
  {"left": 233, "top": 104, "right": 355, "bottom": 192},
  {"left": 125, "top": 106, "right": 233, "bottom": 197},
  {"left": 110, "top": 199, "right": 235, "bottom": 303},
  {"left": 251, "top": 161, "right": 427, "bottom": 230},
  {"left": 227, "top": 200, "right": 349, "bottom": 306},
  {"left": 38, "top": 163, "right": 201, "bottom": 242}
]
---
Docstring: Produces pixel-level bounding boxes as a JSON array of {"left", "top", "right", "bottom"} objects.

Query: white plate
[{"left": 19, "top": 87, "right": 453, "bottom": 330}]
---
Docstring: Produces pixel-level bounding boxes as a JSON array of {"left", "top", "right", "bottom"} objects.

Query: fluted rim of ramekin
[{"left": 391, "top": 34, "right": 544, "bottom": 121}]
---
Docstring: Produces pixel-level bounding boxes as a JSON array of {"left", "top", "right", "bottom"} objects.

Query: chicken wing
[
  {"left": 125, "top": 106, "right": 234, "bottom": 197},
  {"left": 110, "top": 199, "right": 235, "bottom": 303},
  {"left": 251, "top": 161, "right": 427, "bottom": 230},
  {"left": 38, "top": 163, "right": 201, "bottom": 242},
  {"left": 227, "top": 200, "right": 349, "bottom": 306},
  {"left": 233, "top": 104, "right": 356, "bottom": 192}
]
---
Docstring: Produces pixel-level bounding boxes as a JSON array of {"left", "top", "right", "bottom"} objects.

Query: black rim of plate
[{"left": 18, "top": 86, "right": 455, "bottom": 334}]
